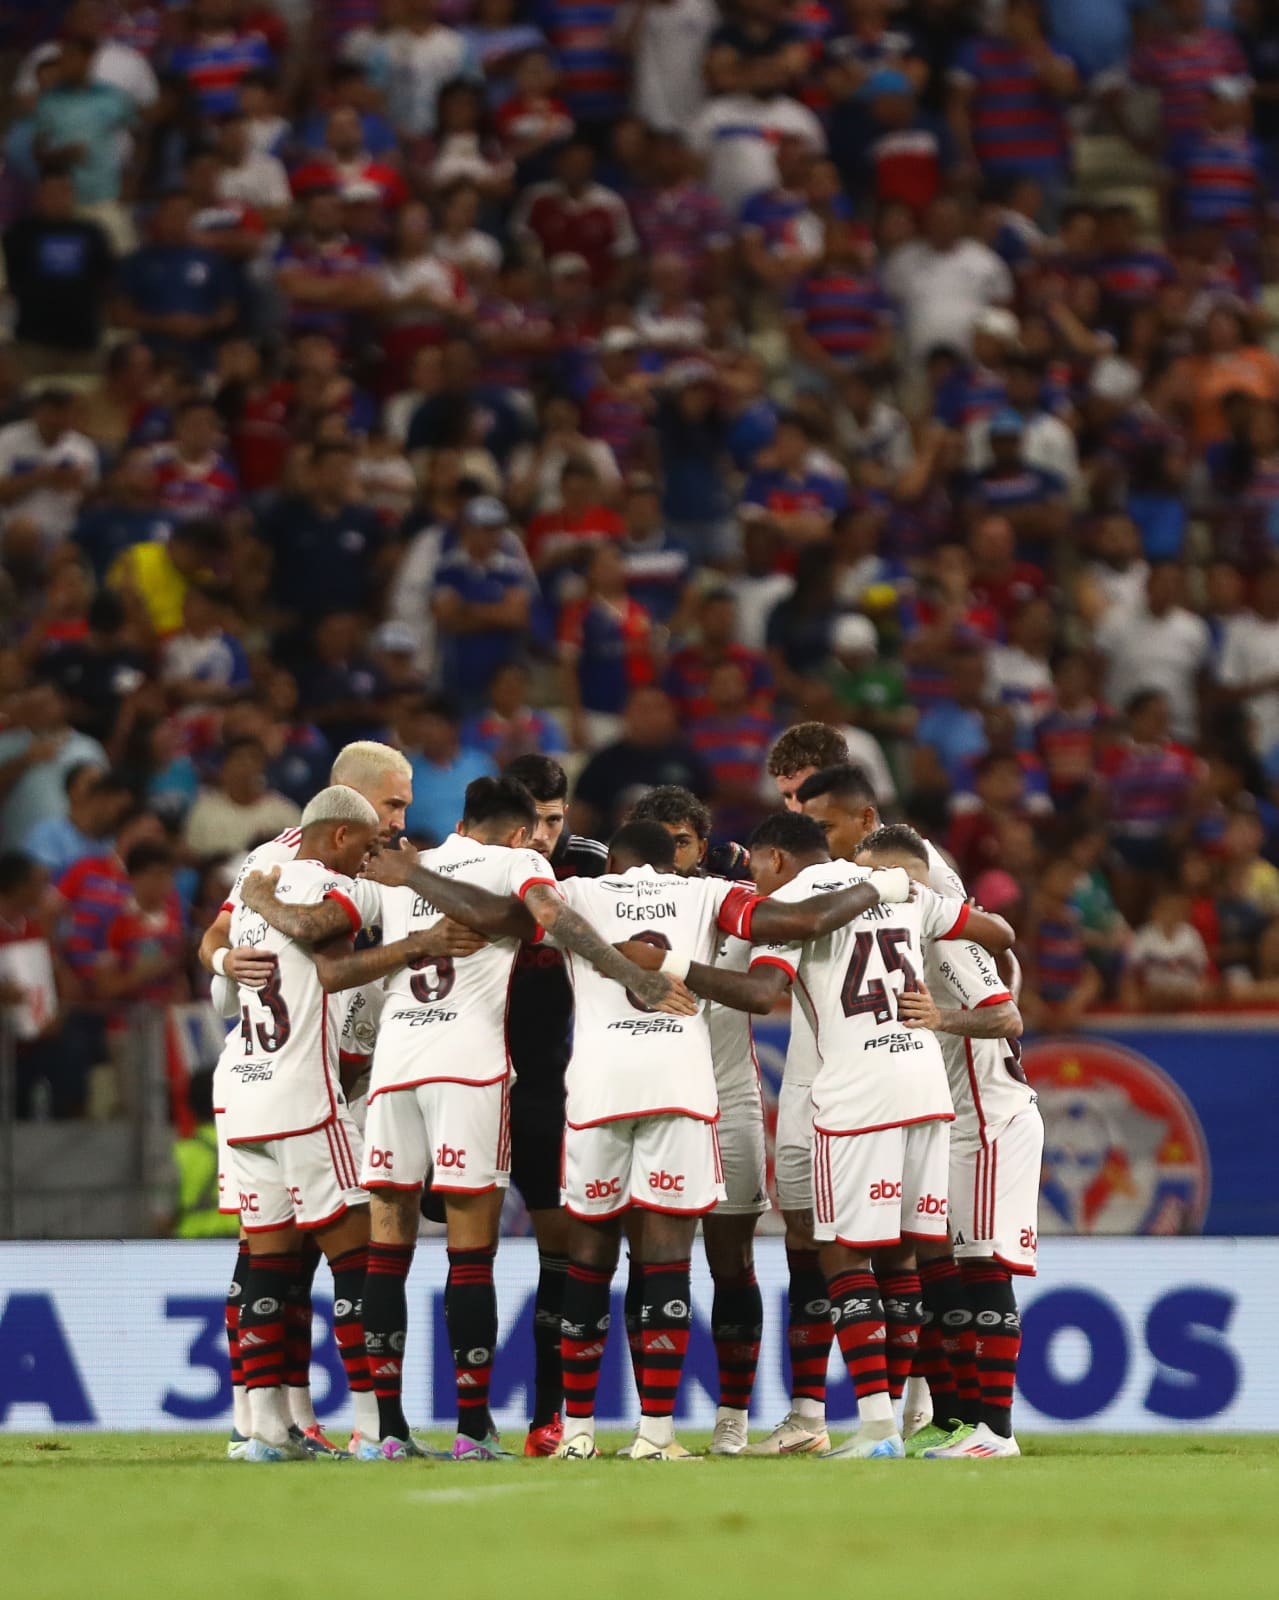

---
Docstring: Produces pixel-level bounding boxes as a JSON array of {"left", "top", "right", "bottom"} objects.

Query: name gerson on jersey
[{"left": 558, "top": 866, "right": 759, "bottom": 1128}]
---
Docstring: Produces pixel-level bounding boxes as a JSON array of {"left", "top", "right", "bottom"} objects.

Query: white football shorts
[
  {"left": 361, "top": 1078, "right": 511, "bottom": 1195},
  {"left": 950, "top": 1105, "right": 1044, "bottom": 1276},
  {"left": 231, "top": 1112, "right": 366, "bottom": 1233},
  {"left": 774, "top": 1080, "right": 815, "bottom": 1213},
  {"left": 812, "top": 1118, "right": 951, "bottom": 1249},
  {"left": 214, "top": 1107, "right": 237, "bottom": 1217},
  {"left": 715, "top": 1073, "right": 768, "bottom": 1216},
  {"left": 562, "top": 1114, "right": 726, "bottom": 1220}
]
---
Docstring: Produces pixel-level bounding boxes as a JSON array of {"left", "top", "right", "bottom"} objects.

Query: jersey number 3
[
  {"left": 240, "top": 966, "right": 292, "bottom": 1054},
  {"left": 840, "top": 928, "right": 916, "bottom": 1025},
  {"left": 409, "top": 954, "right": 455, "bottom": 1004}
]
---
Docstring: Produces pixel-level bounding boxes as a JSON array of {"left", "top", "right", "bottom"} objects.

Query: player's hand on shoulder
[
  {"left": 898, "top": 981, "right": 941, "bottom": 1030},
  {"left": 614, "top": 938, "right": 665, "bottom": 971},
  {"left": 224, "top": 946, "right": 276, "bottom": 988},
  {"left": 240, "top": 865, "right": 282, "bottom": 911},
  {"left": 362, "top": 837, "right": 419, "bottom": 888},
  {"left": 868, "top": 866, "right": 912, "bottom": 905}
]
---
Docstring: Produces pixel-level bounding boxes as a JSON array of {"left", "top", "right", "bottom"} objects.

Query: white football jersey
[
  {"left": 560, "top": 866, "right": 760, "bottom": 1127},
  {"left": 212, "top": 828, "right": 305, "bottom": 1112},
  {"left": 926, "top": 939, "right": 1034, "bottom": 1145},
  {"left": 750, "top": 861, "right": 968, "bottom": 1135},
  {"left": 221, "top": 826, "right": 303, "bottom": 915},
  {"left": 369, "top": 831, "right": 555, "bottom": 1096},
  {"left": 219, "top": 859, "right": 380, "bottom": 1144}
]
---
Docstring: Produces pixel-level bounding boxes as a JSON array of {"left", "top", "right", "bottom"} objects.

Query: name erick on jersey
[
  {"left": 751, "top": 861, "right": 970, "bottom": 1136},
  {"left": 559, "top": 865, "right": 760, "bottom": 1127},
  {"left": 369, "top": 831, "right": 556, "bottom": 1098},
  {"left": 219, "top": 859, "right": 379, "bottom": 1145}
]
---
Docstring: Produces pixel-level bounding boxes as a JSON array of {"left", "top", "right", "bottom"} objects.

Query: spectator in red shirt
[
  {"left": 525, "top": 458, "right": 626, "bottom": 587},
  {"left": 291, "top": 105, "right": 410, "bottom": 208},
  {"left": 96, "top": 840, "right": 186, "bottom": 1022},
  {"left": 152, "top": 397, "right": 240, "bottom": 523},
  {"left": 511, "top": 139, "right": 638, "bottom": 289},
  {"left": 664, "top": 589, "right": 775, "bottom": 724},
  {"left": 967, "top": 511, "right": 1048, "bottom": 626}
]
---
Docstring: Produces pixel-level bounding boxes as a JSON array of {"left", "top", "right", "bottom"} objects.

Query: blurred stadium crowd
[{"left": 1, "top": 0, "right": 1279, "bottom": 1118}]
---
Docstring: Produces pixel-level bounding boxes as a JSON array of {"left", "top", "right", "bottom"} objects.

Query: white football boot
[
  {"left": 743, "top": 1410, "right": 831, "bottom": 1456},
  {"left": 923, "top": 1422, "right": 1020, "bottom": 1459}
]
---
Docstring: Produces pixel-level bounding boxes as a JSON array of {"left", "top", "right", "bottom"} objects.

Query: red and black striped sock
[
  {"left": 828, "top": 1269, "right": 890, "bottom": 1405},
  {"left": 283, "top": 1234, "right": 322, "bottom": 1391},
  {"left": 532, "top": 1252, "right": 569, "bottom": 1429},
  {"left": 363, "top": 1241, "right": 414, "bottom": 1440},
  {"left": 879, "top": 1269, "right": 923, "bottom": 1402},
  {"left": 962, "top": 1261, "right": 1021, "bottom": 1437},
  {"left": 914, "top": 1263, "right": 960, "bottom": 1421},
  {"left": 924, "top": 1257, "right": 980, "bottom": 1425},
  {"left": 712, "top": 1268, "right": 763, "bottom": 1412},
  {"left": 329, "top": 1246, "right": 372, "bottom": 1398},
  {"left": 624, "top": 1254, "right": 643, "bottom": 1398},
  {"left": 786, "top": 1248, "right": 834, "bottom": 1408},
  {"left": 446, "top": 1246, "right": 497, "bottom": 1439},
  {"left": 239, "top": 1251, "right": 300, "bottom": 1393},
  {"left": 225, "top": 1239, "right": 249, "bottom": 1392},
  {"left": 639, "top": 1260, "right": 692, "bottom": 1421},
  {"left": 560, "top": 1261, "right": 614, "bottom": 1422}
]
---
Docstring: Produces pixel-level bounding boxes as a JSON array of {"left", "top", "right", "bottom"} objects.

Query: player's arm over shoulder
[{"left": 920, "top": 886, "right": 1014, "bottom": 953}]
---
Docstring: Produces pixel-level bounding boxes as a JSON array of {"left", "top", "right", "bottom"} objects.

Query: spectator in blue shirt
[
  {"left": 23, "top": 761, "right": 115, "bottom": 878},
  {"left": 964, "top": 409, "right": 1070, "bottom": 563},
  {"left": 432, "top": 496, "right": 536, "bottom": 709},
  {"left": 33, "top": 39, "right": 135, "bottom": 209},
  {"left": 403, "top": 693, "right": 496, "bottom": 845},
  {"left": 73, "top": 448, "right": 173, "bottom": 583},
  {"left": 297, "top": 611, "right": 389, "bottom": 751},
  {"left": 913, "top": 644, "right": 992, "bottom": 793},
  {"left": 113, "top": 190, "right": 235, "bottom": 366},
  {"left": 742, "top": 412, "right": 850, "bottom": 557},
  {"left": 259, "top": 440, "right": 386, "bottom": 623},
  {"left": 618, "top": 473, "right": 693, "bottom": 628}
]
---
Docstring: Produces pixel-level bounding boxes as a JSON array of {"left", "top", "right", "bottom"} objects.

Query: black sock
[
  {"left": 532, "top": 1252, "right": 568, "bottom": 1428},
  {"left": 923, "top": 1257, "right": 981, "bottom": 1427},
  {"left": 283, "top": 1235, "right": 322, "bottom": 1393},
  {"left": 786, "top": 1247, "right": 834, "bottom": 1408},
  {"left": 638, "top": 1260, "right": 692, "bottom": 1423},
  {"left": 329, "top": 1247, "right": 372, "bottom": 1403},
  {"left": 239, "top": 1252, "right": 299, "bottom": 1395},
  {"left": 446, "top": 1246, "right": 497, "bottom": 1439},
  {"left": 624, "top": 1252, "right": 643, "bottom": 1399},
  {"left": 712, "top": 1270, "right": 763, "bottom": 1413},
  {"left": 363, "top": 1242, "right": 413, "bottom": 1441}
]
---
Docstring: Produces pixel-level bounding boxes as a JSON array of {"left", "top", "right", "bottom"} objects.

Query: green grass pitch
[{"left": 4, "top": 1433, "right": 1277, "bottom": 1599}]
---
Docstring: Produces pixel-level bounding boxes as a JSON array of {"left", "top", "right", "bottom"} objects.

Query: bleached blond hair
[
  {"left": 331, "top": 740, "right": 412, "bottom": 795},
  {"left": 300, "top": 785, "right": 379, "bottom": 830}
]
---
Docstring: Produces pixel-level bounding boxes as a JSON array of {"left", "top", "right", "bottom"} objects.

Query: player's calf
[
  {"left": 960, "top": 1260, "right": 1022, "bottom": 1440},
  {"left": 704, "top": 1213, "right": 763, "bottom": 1439},
  {"left": 240, "top": 1242, "right": 304, "bottom": 1452}
]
